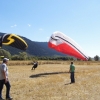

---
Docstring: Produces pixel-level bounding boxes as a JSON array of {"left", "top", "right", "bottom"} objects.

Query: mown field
[{"left": 1, "top": 61, "right": 100, "bottom": 100}]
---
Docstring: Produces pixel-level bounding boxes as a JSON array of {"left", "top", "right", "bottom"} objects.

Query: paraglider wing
[
  {"left": 48, "top": 31, "right": 89, "bottom": 60},
  {"left": 2, "top": 33, "right": 28, "bottom": 50}
]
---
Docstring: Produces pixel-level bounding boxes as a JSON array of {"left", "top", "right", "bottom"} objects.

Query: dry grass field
[{"left": 1, "top": 61, "right": 100, "bottom": 100}]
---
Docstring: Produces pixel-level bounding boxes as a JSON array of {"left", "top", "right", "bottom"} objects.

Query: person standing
[
  {"left": 0, "top": 58, "right": 13, "bottom": 100},
  {"left": 69, "top": 61, "right": 75, "bottom": 84}
]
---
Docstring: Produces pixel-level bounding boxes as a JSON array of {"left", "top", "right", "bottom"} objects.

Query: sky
[{"left": 0, "top": 0, "right": 100, "bottom": 57}]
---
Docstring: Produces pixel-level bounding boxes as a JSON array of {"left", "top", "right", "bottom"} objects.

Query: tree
[
  {"left": 0, "top": 49, "right": 11, "bottom": 59},
  {"left": 94, "top": 55, "right": 99, "bottom": 61},
  {"left": 11, "top": 55, "right": 20, "bottom": 60},
  {"left": 88, "top": 57, "right": 92, "bottom": 61},
  {"left": 19, "top": 52, "right": 28, "bottom": 60}
]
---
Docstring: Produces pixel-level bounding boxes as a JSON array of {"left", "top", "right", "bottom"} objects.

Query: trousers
[
  {"left": 70, "top": 72, "right": 75, "bottom": 83},
  {"left": 0, "top": 79, "right": 11, "bottom": 98}
]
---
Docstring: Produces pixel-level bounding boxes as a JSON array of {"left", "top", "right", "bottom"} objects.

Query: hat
[{"left": 3, "top": 58, "right": 9, "bottom": 62}]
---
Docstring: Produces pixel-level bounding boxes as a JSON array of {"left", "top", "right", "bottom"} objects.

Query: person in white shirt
[{"left": 0, "top": 58, "right": 13, "bottom": 100}]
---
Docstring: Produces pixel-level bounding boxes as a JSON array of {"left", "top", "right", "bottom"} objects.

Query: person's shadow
[
  {"left": 64, "top": 83, "right": 71, "bottom": 85},
  {"left": 29, "top": 71, "right": 69, "bottom": 78}
]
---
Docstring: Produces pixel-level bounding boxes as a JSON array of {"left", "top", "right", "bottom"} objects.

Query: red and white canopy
[{"left": 48, "top": 31, "right": 89, "bottom": 60}]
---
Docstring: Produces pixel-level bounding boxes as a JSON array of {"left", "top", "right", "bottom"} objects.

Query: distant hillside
[{"left": 0, "top": 32, "right": 66, "bottom": 56}]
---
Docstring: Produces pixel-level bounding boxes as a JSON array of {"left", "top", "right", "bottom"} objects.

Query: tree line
[{"left": 0, "top": 49, "right": 99, "bottom": 61}]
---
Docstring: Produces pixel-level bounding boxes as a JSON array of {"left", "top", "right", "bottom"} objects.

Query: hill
[{"left": 0, "top": 32, "right": 65, "bottom": 56}]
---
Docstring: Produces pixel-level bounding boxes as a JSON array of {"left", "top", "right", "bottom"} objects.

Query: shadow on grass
[
  {"left": 29, "top": 71, "right": 69, "bottom": 78},
  {"left": 65, "top": 83, "right": 71, "bottom": 85}
]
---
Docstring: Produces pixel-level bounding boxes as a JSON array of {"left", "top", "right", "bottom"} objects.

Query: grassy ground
[{"left": 1, "top": 62, "right": 100, "bottom": 100}]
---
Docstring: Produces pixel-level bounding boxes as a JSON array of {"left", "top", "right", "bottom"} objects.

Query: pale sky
[{"left": 0, "top": 0, "right": 100, "bottom": 57}]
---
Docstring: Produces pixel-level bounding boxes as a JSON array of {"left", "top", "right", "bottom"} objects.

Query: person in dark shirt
[{"left": 31, "top": 62, "right": 38, "bottom": 70}]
